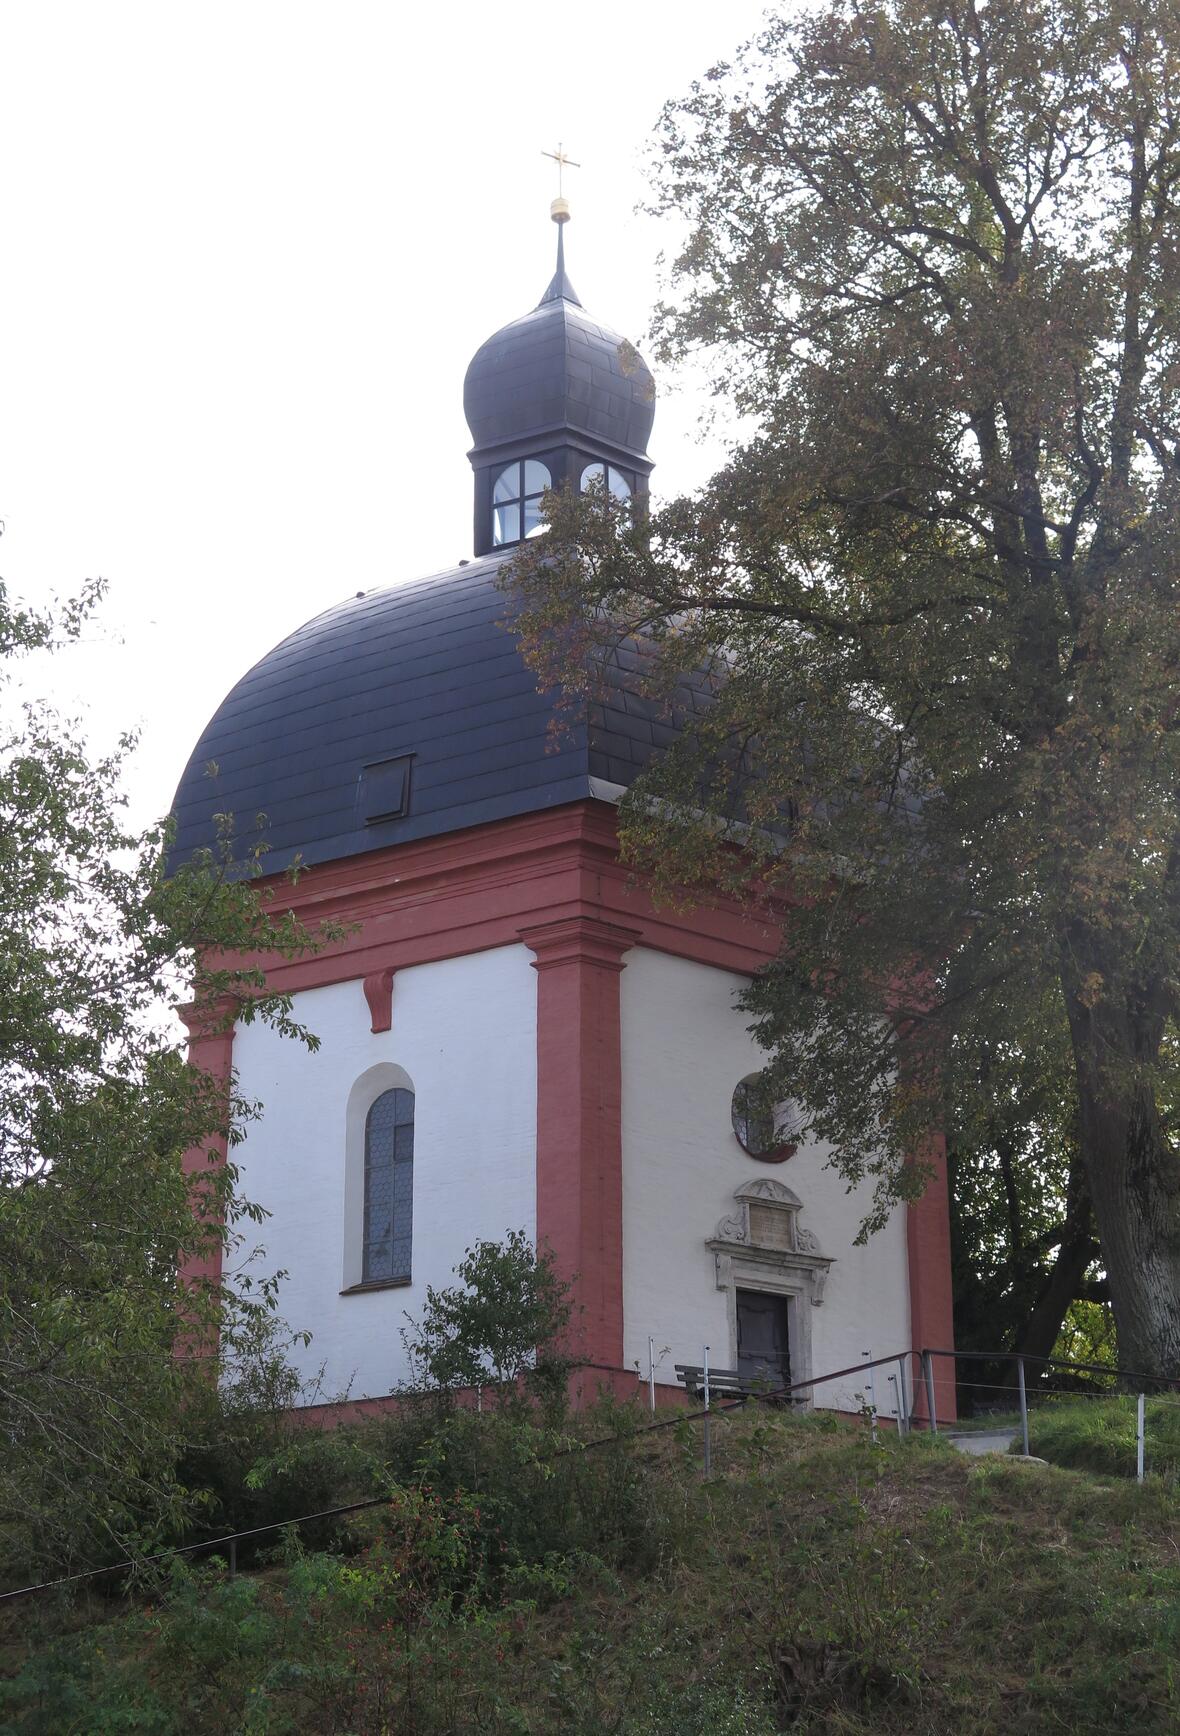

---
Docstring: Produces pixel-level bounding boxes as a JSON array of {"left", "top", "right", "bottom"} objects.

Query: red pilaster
[
  {"left": 520, "top": 916, "right": 641, "bottom": 1372},
  {"left": 178, "top": 1001, "right": 235, "bottom": 1340},
  {"left": 907, "top": 1132, "right": 957, "bottom": 1423}
]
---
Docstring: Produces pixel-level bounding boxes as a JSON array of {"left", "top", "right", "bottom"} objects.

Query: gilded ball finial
[{"left": 550, "top": 196, "right": 571, "bottom": 225}]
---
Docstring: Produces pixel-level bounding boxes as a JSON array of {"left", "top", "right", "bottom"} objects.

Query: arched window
[
  {"left": 363, "top": 1087, "right": 414, "bottom": 1282},
  {"left": 492, "top": 459, "right": 551, "bottom": 546},
  {"left": 579, "top": 461, "right": 632, "bottom": 501}
]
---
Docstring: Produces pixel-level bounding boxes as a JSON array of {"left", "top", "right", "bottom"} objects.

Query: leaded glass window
[{"left": 362, "top": 1087, "right": 414, "bottom": 1283}]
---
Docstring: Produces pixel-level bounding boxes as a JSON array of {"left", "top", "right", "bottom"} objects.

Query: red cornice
[{"left": 221, "top": 800, "right": 781, "bottom": 993}]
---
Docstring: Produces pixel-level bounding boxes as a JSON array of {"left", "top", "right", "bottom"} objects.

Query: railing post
[
  {"left": 1016, "top": 1356, "right": 1030, "bottom": 1457},
  {"left": 648, "top": 1335, "right": 656, "bottom": 1416},
  {"left": 702, "top": 1345, "right": 712, "bottom": 1477},
  {"left": 922, "top": 1350, "right": 938, "bottom": 1434},
  {"left": 1137, "top": 1393, "right": 1146, "bottom": 1482},
  {"left": 896, "top": 1355, "right": 909, "bottom": 1437},
  {"left": 863, "top": 1349, "right": 878, "bottom": 1444}
]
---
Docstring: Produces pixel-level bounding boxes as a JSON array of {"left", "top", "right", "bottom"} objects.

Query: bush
[
  {"left": 372, "top": 1389, "right": 661, "bottom": 1583},
  {"left": 6, "top": 1415, "right": 1180, "bottom": 1733},
  {"left": 174, "top": 1327, "right": 376, "bottom": 1559},
  {"left": 400, "top": 1229, "right": 577, "bottom": 1415}
]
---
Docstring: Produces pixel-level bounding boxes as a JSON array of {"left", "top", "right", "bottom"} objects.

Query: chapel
[{"left": 171, "top": 201, "right": 955, "bottom": 1422}]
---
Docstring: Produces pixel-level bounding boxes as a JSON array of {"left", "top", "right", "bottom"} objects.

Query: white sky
[{"left": 0, "top": 0, "right": 774, "bottom": 832}]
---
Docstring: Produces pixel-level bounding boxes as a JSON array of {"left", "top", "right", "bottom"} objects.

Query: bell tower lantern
[{"left": 462, "top": 199, "right": 656, "bottom": 558}]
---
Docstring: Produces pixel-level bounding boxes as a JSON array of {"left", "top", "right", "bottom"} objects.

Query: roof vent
[{"left": 359, "top": 755, "right": 413, "bottom": 825}]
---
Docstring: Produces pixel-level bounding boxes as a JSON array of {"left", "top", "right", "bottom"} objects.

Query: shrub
[
  {"left": 400, "top": 1230, "right": 576, "bottom": 1413},
  {"left": 372, "top": 1390, "right": 661, "bottom": 1584},
  {"left": 174, "top": 1323, "right": 375, "bottom": 1558}
]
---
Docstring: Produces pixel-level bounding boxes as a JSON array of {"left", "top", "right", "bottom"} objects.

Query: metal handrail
[{"left": 922, "top": 1343, "right": 1180, "bottom": 1392}]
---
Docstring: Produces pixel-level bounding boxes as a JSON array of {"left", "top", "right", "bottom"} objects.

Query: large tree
[
  {"left": 512, "top": 0, "right": 1180, "bottom": 1379},
  {"left": 0, "top": 574, "right": 326, "bottom": 1581},
  {"left": 947, "top": 997, "right": 1104, "bottom": 1379}
]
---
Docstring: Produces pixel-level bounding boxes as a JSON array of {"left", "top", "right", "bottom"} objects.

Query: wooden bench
[{"left": 674, "top": 1364, "right": 787, "bottom": 1404}]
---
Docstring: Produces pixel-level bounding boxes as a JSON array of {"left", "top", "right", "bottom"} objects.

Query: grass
[
  {"left": 3, "top": 1406, "right": 1180, "bottom": 1733},
  {"left": 1024, "top": 1392, "right": 1180, "bottom": 1480}
]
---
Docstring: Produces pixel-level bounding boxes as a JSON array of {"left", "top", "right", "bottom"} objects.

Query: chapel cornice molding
[{"left": 223, "top": 801, "right": 782, "bottom": 994}]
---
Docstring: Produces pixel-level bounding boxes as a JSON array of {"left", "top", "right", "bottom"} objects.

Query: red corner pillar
[
  {"left": 520, "top": 916, "right": 641, "bottom": 1374},
  {"left": 178, "top": 1000, "right": 236, "bottom": 1331},
  {"left": 907, "top": 1132, "right": 957, "bottom": 1423}
]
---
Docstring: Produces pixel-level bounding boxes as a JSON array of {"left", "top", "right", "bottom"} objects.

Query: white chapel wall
[
  {"left": 230, "top": 943, "right": 537, "bottom": 1402},
  {"left": 620, "top": 947, "right": 911, "bottom": 1416}
]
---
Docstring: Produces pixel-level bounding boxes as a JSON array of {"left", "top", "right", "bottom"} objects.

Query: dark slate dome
[
  {"left": 170, "top": 556, "right": 670, "bottom": 877},
  {"left": 463, "top": 244, "right": 655, "bottom": 463},
  {"left": 171, "top": 211, "right": 673, "bottom": 878}
]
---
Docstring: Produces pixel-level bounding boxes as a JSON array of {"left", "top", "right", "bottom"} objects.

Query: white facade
[
  {"left": 619, "top": 948, "right": 911, "bottom": 1416},
  {"left": 230, "top": 944, "right": 538, "bottom": 1401},
  {"left": 230, "top": 937, "right": 911, "bottom": 1416}
]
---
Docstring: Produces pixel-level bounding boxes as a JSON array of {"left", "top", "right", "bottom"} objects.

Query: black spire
[{"left": 538, "top": 222, "right": 581, "bottom": 308}]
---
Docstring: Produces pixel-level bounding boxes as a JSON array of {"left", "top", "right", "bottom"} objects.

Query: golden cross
[{"left": 542, "top": 142, "right": 581, "bottom": 199}]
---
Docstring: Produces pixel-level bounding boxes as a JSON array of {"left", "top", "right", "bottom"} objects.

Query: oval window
[{"left": 731, "top": 1077, "right": 801, "bottom": 1163}]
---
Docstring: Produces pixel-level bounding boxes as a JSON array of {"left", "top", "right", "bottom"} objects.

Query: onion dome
[
  {"left": 463, "top": 227, "right": 655, "bottom": 464},
  {"left": 169, "top": 200, "right": 668, "bottom": 875},
  {"left": 462, "top": 208, "right": 655, "bottom": 556}
]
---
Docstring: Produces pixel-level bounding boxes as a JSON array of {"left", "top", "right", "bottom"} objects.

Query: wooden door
[{"left": 736, "top": 1289, "right": 791, "bottom": 1390}]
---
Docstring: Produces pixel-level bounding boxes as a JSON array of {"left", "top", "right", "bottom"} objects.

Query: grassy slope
[
  {"left": 4, "top": 1410, "right": 1180, "bottom": 1734},
  {"left": 1026, "top": 1393, "right": 1180, "bottom": 1479}
]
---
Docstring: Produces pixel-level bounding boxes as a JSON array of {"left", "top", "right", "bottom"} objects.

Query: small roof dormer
[{"left": 462, "top": 200, "right": 655, "bottom": 556}]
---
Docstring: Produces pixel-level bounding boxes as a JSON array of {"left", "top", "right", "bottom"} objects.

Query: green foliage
[
  {"left": 1056, "top": 1298, "right": 1119, "bottom": 1370},
  {"left": 175, "top": 1320, "right": 372, "bottom": 1557},
  {"left": 0, "top": 573, "right": 334, "bottom": 1585},
  {"left": 949, "top": 997, "right": 1103, "bottom": 1361},
  {"left": 391, "top": 1398, "right": 661, "bottom": 1581},
  {"left": 6, "top": 1410, "right": 1180, "bottom": 1733},
  {"left": 1026, "top": 1392, "right": 1180, "bottom": 1478},
  {"left": 400, "top": 1229, "right": 577, "bottom": 1410},
  {"left": 509, "top": 0, "right": 1180, "bottom": 1377}
]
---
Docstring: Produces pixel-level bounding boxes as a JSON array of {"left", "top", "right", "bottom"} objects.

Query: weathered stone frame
[{"left": 707, "top": 1178, "right": 834, "bottom": 1400}]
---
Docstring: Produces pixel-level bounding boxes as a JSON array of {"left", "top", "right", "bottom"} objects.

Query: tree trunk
[
  {"left": 1012, "top": 1166, "right": 1097, "bottom": 1370},
  {"left": 1062, "top": 969, "right": 1180, "bottom": 1384}
]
